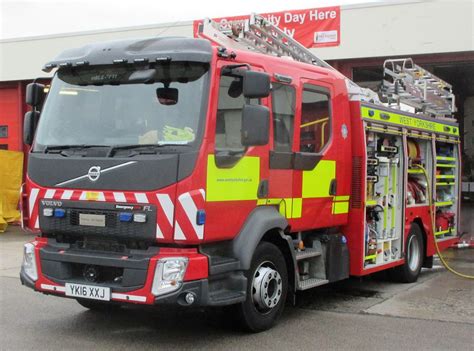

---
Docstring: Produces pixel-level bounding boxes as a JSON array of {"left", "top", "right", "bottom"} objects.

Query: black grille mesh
[{"left": 351, "top": 156, "right": 363, "bottom": 208}]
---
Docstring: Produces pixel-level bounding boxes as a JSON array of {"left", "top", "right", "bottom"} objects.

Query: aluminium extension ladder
[
  {"left": 197, "top": 14, "right": 381, "bottom": 104},
  {"left": 197, "top": 14, "right": 454, "bottom": 118},
  {"left": 381, "top": 58, "right": 456, "bottom": 118}
]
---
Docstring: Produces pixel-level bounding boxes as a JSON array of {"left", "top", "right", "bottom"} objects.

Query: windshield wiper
[
  {"left": 44, "top": 144, "right": 107, "bottom": 153},
  {"left": 106, "top": 143, "right": 190, "bottom": 157}
]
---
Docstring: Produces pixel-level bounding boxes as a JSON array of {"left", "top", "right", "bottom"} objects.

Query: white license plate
[
  {"left": 79, "top": 213, "right": 106, "bottom": 227},
  {"left": 65, "top": 283, "right": 111, "bottom": 301}
]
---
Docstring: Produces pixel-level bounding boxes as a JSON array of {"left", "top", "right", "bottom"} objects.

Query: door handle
[
  {"left": 329, "top": 179, "right": 337, "bottom": 196},
  {"left": 258, "top": 179, "right": 269, "bottom": 198}
]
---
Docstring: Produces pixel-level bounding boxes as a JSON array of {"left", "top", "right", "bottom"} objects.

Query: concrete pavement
[{"left": 0, "top": 226, "right": 473, "bottom": 350}]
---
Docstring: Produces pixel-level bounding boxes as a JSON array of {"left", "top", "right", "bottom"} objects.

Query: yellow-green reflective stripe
[
  {"left": 436, "top": 156, "right": 456, "bottom": 161},
  {"left": 391, "top": 164, "right": 396, "bottom": 230},
  {"left": 302, "top": 160, "right": 335, "bottom": 198},
  {"left": 361, "top": 106, "right": 459, "bottom": 136},
  {"left": 206, "top": 155, "right": 260, "bottom": 202},
  {"left": 292, "top": 198, "right": 302, "bottom": 218},
  {"left": 332, "top": 201, "right": 349, "bottom": 214},
  {"left": 334, "top": 195, "right": 350, "bottom": 201},
  {"left": 257, "top": 198, "right": 302, "bottom": 219}
]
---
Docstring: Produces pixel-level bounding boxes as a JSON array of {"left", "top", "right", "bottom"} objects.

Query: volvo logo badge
[{"left": 87, "top": 166, "right": 101, "bottom": 182}]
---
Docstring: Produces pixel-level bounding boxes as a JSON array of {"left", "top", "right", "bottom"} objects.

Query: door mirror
[
  {"left": 243, "top": 71, "right": 270, "bottom": 98},
  {"left": 24, "top": 111, "right": 40, "bottom": 145},
  {"left": 241, "top": 104, "right": 269, "bottom": 146},
  {"left": 157, "top": 87, "right": 178, "bottom": 105},
  {"left": 25, "top": 83, "right": 46, "bottom": 107}
]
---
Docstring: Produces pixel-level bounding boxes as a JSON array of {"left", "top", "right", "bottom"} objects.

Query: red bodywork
[{"left": 22, "top": 45, "right": 458, "bottom": 302}]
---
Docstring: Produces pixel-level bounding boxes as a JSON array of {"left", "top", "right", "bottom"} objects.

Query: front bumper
[{"left": 20, "top": 238, "right": 246, "bottom": 307}]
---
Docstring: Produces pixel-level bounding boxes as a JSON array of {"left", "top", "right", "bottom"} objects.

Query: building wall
[{"left": 0, "top": 0, "right": 472, "bottom": 82}]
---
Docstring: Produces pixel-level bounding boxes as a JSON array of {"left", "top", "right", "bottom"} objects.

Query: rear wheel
[
  {"left": 76, "top": 299, "right": 121, "bottom": 311},
  {"left": 234, "top": 241, "right": 288, "bottom": 332},
  {"left": 390, "top": 223, "right": 424, "bottom": 283}
]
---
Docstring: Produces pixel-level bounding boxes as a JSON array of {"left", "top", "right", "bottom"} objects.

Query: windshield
[{"left": 33, "top": 62, "right": 209, "bottom": 152}]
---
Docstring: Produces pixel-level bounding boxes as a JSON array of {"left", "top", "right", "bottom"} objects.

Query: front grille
[{"left": 39, "top": 200, "right": 157, "bottom": 241}]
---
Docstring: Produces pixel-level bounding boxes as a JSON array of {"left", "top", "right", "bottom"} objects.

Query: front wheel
[
  {"left": 234, "top": 241, "right": 288, "bottom": 332},
  {"left": 390, "top": 223, "right": 424, "bottom": 283}
]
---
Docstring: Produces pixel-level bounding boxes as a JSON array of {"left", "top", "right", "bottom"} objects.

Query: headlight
[
  {"left": 22, "top": 243, "right": 38, "bottom": 281},
  {"left": 151, "top": 257, "right": 188, "bottom": 296}
]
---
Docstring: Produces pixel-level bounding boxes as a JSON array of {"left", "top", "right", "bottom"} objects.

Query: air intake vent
[{"left": 351, "top": 156, "right": 363, "bottom": 208}]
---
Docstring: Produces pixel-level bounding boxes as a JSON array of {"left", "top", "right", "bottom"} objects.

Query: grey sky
[{"left": 0, "top": 0, "right": 378, "bottom": 40}]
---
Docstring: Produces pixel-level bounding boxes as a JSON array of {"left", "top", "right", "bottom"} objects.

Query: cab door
[
  {"left": 291, "top": 79, "right": 350, "bottom": 231},
  {"left": 266, "top": 81, "right": 297, "bottom": 218}
]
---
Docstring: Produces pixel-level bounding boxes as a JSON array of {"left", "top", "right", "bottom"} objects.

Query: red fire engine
[{"left": 20, "top": 15, "right": 460, "bottom": 331}]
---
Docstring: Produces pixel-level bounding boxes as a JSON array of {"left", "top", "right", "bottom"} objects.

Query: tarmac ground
[{"left": 0, "top": 204, "right": 473, "bottom": 350}]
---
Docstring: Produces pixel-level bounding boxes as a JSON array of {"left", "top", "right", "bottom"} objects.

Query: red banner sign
[{"left": 193, "top": 6, "right": 341, "bottom": 48}]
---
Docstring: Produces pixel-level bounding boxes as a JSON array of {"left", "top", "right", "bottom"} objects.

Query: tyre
[
  {"left": 234, "top": 241, "right": 288, "bottom": 332},
  {"left": 76, "top": 298, "right": 121, "bottom": 312},
  {"left": 390, "top": 223, "right": 424, "bottom": 283}
]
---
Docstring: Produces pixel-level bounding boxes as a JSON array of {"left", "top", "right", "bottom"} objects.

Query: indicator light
[
  {"left": 53, "top": 209, "right": 66, "bottom": 218},
  {"left": 196, "top": 210, "right": 206, "bottom": 225},
  {"left": 133, "top": 213, "right": 147, "bottom": 223},
  {"left": 43, "top": 208, "right": 54, "bottom": 217},
  {"left": 119, "top": 212, "right": 133, "bottom": 222}
]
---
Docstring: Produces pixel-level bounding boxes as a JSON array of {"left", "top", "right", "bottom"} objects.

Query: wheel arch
[
  {"left": 411, "top": 218, "right": 432, "bottom": 268},
  {"left": 232, "top": 206, "right": 288, "bottom": 271}
]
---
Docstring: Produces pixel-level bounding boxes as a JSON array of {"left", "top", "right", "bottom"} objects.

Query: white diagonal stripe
[
  {"left": 135, "top": 193, "right": 148, "bottom": 203},
  {"left": 199, "top": 188, "right": 205, "bottom": 200},
  {"left": 79, "top": 192, "right": 87, "bottom": 200},
  {"left": 174, "top": 222, "right": 186, "bottom": 240},
  {"left": 179, "top": 192, "right": 203, "bottom": 239},
  {"left": 156, "top": 224, "right": 164, "bottom": 239},
  {"left": 61, "top": 190, "right": 74, "bottom": 200},
  {"left": 97, "top": 192, "right": 105, "bottom": 201},
  {"left": 29, "top": 188, "right": 39, "bottom": 217},
  {"left": 34, "top": 217, "right": 39, "bottom": 229},
  {"left": 40, "top": 284, "right": 66, "bottom": 292},
  {"left": 157, "top": 194, "right": 174, "bottom": 225},
  {"left": 111, "top": 293, "right": 146, "bottom": 302},
  {"left": 113, "top": 192, "right": 126, "bottom": 202},
  {"left": 44, "top": 189, "right": 56, "bottom": 199}
]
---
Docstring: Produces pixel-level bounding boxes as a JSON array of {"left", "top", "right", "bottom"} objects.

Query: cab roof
[{"left": 42, "top": 37, "right": 213, "bottom": 72}]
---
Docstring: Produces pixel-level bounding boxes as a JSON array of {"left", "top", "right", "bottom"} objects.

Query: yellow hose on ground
[{"left": 412, "top": 164, "right": 474, "bottom": 279}]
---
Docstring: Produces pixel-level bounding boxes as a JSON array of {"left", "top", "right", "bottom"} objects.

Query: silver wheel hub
[
  {"left": 408, "top": 235, "right": 420, "bottom": 271},
  {"left": 252, "top": 264, "right": 283, "bottom": 310}
]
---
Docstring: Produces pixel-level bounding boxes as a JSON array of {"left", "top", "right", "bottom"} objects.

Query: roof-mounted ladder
[
  {"left": 198, "top": 14, "right": 455, "bottom": 118},
  {"left": 381, "top": 58, "right": 456, "bottom": 118},
  {"left": 197, "top": 14, "right": 381, "bottom": 104},
  {"left": 198, "top": 13, "right": 333, "bottom": 69}
]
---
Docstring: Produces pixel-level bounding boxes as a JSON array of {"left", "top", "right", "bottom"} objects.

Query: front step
[
  {"left": 209, "top": 256, "right": 240, "bottom": 275},
  {"left": 295, "top": 248, "right": 322, "bottom": 261},
  {"left": 297, "top": 278, "right": 329, "bottom": 291},
  {"left": 208, "top": 290, "right": 246, "bottom": 306}
]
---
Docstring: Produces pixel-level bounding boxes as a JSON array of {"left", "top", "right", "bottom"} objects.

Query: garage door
[{"left": 0, "top": 85, "right": 21, "bottom": 151}]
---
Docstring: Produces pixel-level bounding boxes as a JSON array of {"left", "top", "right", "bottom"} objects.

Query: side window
[
  {"left": 272, "top": 83, "right": 295, "bottom": 152},
  {"left": 215, "top": 71, "right": 259, "bottom": 153},
  {"left": 299, "top": 84, "right": 331, "bottom": 153},
  {"left": 215, "top": 75, "right": 245, "bottom": 152}
]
